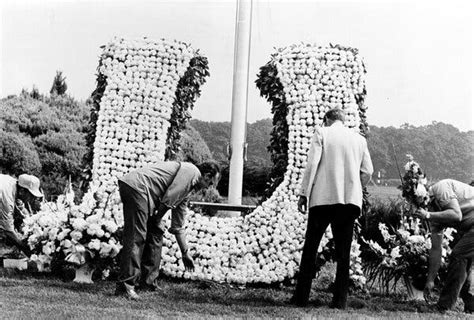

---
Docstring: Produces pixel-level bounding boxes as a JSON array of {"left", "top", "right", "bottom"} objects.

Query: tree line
[{"left": 1, "top": 72, "right": 472, "bottom": 200}]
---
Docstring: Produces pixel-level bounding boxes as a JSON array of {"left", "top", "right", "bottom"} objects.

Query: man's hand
[
  {"left": 424, "top": 280, "right": 435, "bottom": 303},
  {"left": 298, "top": 196, "right": 308, "bottom": 214},
  {"left": 182, "top": 251, "right": 195, "bottom": 272},
  {"left": 413, "top": 208, "right": 429, "bottom": 220}
]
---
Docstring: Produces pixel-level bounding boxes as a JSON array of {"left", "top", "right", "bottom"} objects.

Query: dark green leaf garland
[
  {"left": 165, "top": 54, "right": 210, "bottom": 160},
  {"left": 255, "top": 59, "right": 289, "bottom": 200},
  {"left": 80, "top": 54, "right": 108, "bottom": 194}
]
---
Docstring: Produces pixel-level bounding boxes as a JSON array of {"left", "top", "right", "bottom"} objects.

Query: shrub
[{"left": 0, "top": 130, "right": 41, "bottom": 176}]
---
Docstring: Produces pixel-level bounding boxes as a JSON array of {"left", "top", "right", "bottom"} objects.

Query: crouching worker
[
  {"left": 0, "top": 174, "right": 44, "bottom": 257},
  {"left": 413, "top": 179, "right": 474, "bottom": 313},
  {"left": 115, "top": 161, "right": 220, "bottom": 300}
]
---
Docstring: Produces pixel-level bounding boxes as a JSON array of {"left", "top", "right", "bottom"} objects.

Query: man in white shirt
[
  {"left": 414, "top": 179, "right": 474, "bottom": 313},
  {"left": 290, "top": 108, "right": 373, "bottom": 309}
]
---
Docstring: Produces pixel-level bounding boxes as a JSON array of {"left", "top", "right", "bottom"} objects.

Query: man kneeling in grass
[{"left": 116, "top": 161, "right": 220, "bottom": 300}]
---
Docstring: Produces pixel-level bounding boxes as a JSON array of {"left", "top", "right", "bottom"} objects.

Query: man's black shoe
[
  {"left": 115, "top": 284, "right": 140, "bottom": 300},
  {"left": 288, "top": 295, "right": 308, "bottom": 307},
  {"left": 137, "top": 283, "right": 162, "bottom": 292}
]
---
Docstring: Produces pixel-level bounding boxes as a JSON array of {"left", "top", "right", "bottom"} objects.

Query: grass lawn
[{"left": 0, "top": 266, "right": 468, "bottom": 319}]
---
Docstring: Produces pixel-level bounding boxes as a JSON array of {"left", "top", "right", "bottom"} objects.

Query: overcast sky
[{"left": 1, "top": 0, "right": 473, "bottom": 131}]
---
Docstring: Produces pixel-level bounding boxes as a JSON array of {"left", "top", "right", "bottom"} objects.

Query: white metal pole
[{"left": 228, "top": 0, "right": 252, "bottom": 205}]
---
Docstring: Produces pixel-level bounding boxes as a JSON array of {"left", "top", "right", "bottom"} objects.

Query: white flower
[
  {"left": 408, "top": 235, "right": 425, "bottom": 244},
  {"left": 390, "top": 246, "right": 401, "bottom": 260},
  {"left": 72, "top": 218, "right": 88, "bottom": 232},
  {"left": 88, "top": 239, "right": 101, "bottom": 251},
  {"left": 414, "top": 183, "right": 428, "bottom": 198},
  {"left": 378, "top": 223, "right": 392, "bottom": 242},
  {"left": 70, "top": 230, "right": 83, "bottom": 241}
]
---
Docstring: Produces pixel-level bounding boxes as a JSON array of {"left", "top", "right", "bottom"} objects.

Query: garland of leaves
[
  {"left": 80, "top": 54, "right": 108, "bottom": 194},
  {"left": 165, "top": 54, "right": 210, "bottom": 160},
  {"left": 255, "top": 60, "right": 289, "bottom": 199}
]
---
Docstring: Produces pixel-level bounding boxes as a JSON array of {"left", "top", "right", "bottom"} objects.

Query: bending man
[
  {"left": 414, "top": 179, "right": 474, "bottom": 313},
  {"left": 0, "top": 174, "right": 44, "bottom": 257},
  {"left": 116, "top": 161, "right": 220, "bottom": 300}
]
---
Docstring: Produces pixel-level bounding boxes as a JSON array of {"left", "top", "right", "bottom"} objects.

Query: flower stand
[
  {"left": 403, "top": 276, "right": 424, "bottom": 301},
  {"left": 73, "top": 263, "right": 94, "bottom": 284}
]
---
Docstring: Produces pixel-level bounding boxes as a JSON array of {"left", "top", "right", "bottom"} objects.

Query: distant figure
[
  {"left": 413, "top": 179, "right": 474, "bottom": 313},
  {"left": 115, "top": 161, "right": 220, "bottom": 300},
  {"left": 0, "top": 174, "right": 44, "bottom": 257},
  {"left": 291, "top": 108, "right": 373, "bottom": 309}
]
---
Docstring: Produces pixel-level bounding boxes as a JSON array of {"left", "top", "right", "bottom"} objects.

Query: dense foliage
[
  {"left": 0, "top": 94, "right": 89, "bottom": 200},
  {"left": 368, "top": 123, "right": 473, "bottom": 182},
  {"left": 165, "top": 55, "right": 210, "bottom": 160},
  {"left": 255, "top": 61, "right": 289, "bottom": 198},
  {"left": 193, "top": 120, "right": 474, "bottom": 184}
]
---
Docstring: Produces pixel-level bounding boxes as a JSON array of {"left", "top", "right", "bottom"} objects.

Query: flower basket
[{"left": 73, "top": 263, "right": 94, "bottom": 284}]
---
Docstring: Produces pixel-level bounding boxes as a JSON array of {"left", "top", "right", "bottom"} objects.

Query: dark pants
[
  {"left": 0, "top": 228, "right": 30, "bottom": 257},
  {"left": 438, "top": 226, "right": 474, "bottom": 312},
  {"left": 293, "top": 204, "right": 359, "bottom": 308},
  {"left": 117, "top": 181, "right": 164, "bottom": 291}
]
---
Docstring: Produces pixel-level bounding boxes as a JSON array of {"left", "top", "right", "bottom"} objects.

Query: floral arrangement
[
  {"left": 252, "top": 43, "right": 368, "bottom": 286},
  {"left": 27, "top": 41, "right": 369, "bottom": 287},
  {"left": 400, "top": 154, "right": 429, "bottom": 208},
  {"left": 362, "top": 213, "right": 455, "bottom": 292},
  {"left": 152, "top": 43, "right": 369, "bottom": 286},
  {"left": 24, "top": 37, "right": 209, "bottom": 277},
  {"left": 23, "top": 185, "right": 123, "bottom": 276}
]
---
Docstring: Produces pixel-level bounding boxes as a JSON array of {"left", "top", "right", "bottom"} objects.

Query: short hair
[
  {"left": 324, "top": 108, "right": 346, "bottom": 122},
  {"left": 196, "top": 161, "right": 221, "bottom": 177}
]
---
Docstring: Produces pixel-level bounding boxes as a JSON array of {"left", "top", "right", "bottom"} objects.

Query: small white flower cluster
[
  {"left": 92, "top": 37, "right": 195, "bottom": 189},
  {"left": 24, "top": 185, "right": 123, "bottom": 271}
]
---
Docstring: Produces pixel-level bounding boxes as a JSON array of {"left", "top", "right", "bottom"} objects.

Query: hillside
[
  {"left": 192, "top": 119, "right": 474, "bottom": 183},
  {"left": 189, "top": 119, "right": 273, "bottom": 166}
]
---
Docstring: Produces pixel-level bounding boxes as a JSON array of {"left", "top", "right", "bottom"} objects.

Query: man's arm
[
  {"left": 169, "top": 201, "right": 194, "bottom": 271},
  {"left": 416, "top": 199, "right": 462, "bottom": 226},
  {"left": 359, "top": 140, "right": 373, "bottom": 187},
  {"left": 459, "top": 198, "right": 474, "bottom": 214}
]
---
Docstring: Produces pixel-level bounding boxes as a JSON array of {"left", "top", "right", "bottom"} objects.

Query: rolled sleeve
[
  {"left": 300, "top": 129, "right": 323, "bottom": 197},
  {"left": 168, "top": 200, "right": 188, "bottom": 235},
  {"left": 360, "top": 140, "right": 374, "bottom": 176}
]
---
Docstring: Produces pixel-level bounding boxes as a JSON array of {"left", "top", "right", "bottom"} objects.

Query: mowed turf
[{"left": 0, "top": 267, "right": 467, "bottom": 319}]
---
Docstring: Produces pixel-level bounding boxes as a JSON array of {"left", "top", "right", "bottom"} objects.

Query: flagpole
[{"left": 228, "top": 0, "right": 253, "bottom": 206}]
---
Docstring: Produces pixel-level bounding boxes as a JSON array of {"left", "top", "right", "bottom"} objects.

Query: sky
[{"left": 1, "top": 0, "right": 473, "bottom": 131}]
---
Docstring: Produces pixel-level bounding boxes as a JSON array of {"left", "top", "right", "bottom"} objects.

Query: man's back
[
  {"left": 309, "top": 122, "right": 372, "bottom": 208},
  {"left": 0, "top": 174, "right": 17, "bottom": 231},
  {"left": 431, "top": 179, "right": 474, "bottom": 230}
]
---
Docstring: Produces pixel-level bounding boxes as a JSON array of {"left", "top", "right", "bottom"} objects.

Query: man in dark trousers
[
  {"left": 0, "top": 174, "right": 43, "bottom": 257},
  {"left": 413, "top": 179, "right": 474, "bottom": 313},
  {"left": 291, "top": 108, "right": 373, "bottom": 309},
  {"left": 115, "top": 161, "right": 220, "bottom": 300}
]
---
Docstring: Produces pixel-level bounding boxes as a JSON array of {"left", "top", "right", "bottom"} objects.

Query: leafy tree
[
  {"left": 0, "top": 131, "right": 41, "bottom": 177},
  {"left": 175, "top": 124, "right": 213, "bottom": 164},
  {"left": 0, "top": 95, "right": 88, "bottom": 200},
  {"left": 50, "top": 71, "right": 68, "bottom": 96}
]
